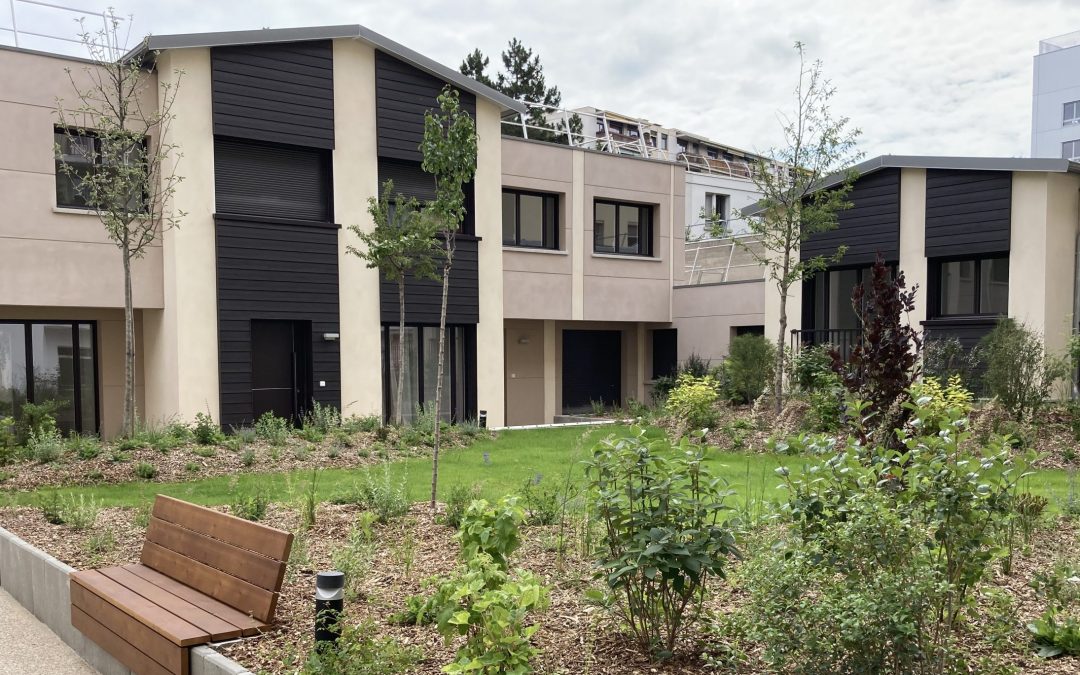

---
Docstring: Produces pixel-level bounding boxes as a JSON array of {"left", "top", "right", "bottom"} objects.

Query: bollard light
[
  {"left": 314, "top": 570, "right": 345, "bottom": 647},
  {"left": 478, "top": 410, "right": 488, "bottom": 428}
]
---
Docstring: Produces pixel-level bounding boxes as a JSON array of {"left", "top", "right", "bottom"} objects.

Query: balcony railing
[{"left": 790, "top": 328, "right": 862, "bottom": 360}]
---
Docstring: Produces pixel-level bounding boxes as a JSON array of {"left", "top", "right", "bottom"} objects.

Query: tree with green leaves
[
  {"left": 420, "top": 87, "right": 477, "bottom": 509},
  {"left": 55, "top": 19, "right": 184, "bottom": 437},
  {"left": 460, "top": 38, "right": 582, "bottom": 145},
  {"left": 723, "top": 42, "right": 862, "bottom": 415},
  {"left": 347, "top": 181, "right": 437, "bottom": 425}
]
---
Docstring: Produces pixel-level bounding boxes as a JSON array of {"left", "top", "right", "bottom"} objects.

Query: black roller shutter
[{"left": 214, "top": 138, "right": 331, "bottom": 222}]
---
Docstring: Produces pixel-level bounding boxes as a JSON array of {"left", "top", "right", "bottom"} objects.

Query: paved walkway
[{"left": 0, "top": 588, "right": 96, "bottom": 675}]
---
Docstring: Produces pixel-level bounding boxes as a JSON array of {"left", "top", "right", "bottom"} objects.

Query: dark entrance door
[
  {"left": 251, "top": 320, "right": 311, "bottom": 423},
  {"left": 562, "top": 330, "right": 621, "bottom": 414}
]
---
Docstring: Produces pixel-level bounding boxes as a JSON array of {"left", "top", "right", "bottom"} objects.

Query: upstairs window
[
  {"left": 1063, "top": 139, "right": 1080, "bottom": 160},
  {"left": 54, "top": 130, "right": 98, "bottom": 209},
  {"left": 934, "top": 256, "right": 1008, "bottom": 317},
  {"left": 1065, "top": 100, "right": 1080, "bottom": 126},
  {"left": 502, "top": 189, "right": 558, "bottom": 249},
  {"left": 55, "top": 127, "right": 150, "bottom": 212},
  {"left": 594, "top": 200, "right": 654, "bottom": 256}
]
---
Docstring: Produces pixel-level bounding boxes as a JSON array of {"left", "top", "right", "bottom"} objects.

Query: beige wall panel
[
  {"left": 475, "top": 99, "right": 506, "bottom": 426},
  {"left": 1043, "top": 172, "right": 1080, "bottom": 356},
  {"left": 672, "top": 281, "right": 766, "bottom": 363},
  {"left": 503, "top": 249, "right": 572, "bottom": 275},
  {"left": 503, "top": 319, "right": 545, "bottom": 425},
  {"left": 503, "top": 271, "right": 572, "bottom": 320},
  {"left": 898, "top": 169, "right": 928, "bottom": 328},
  {"left": 1009, "top": 173, "right": 1050, "bottom": 339},
  {"left": 583, "top": 277, "right": 672, "bottom": 322},
  {"left": 333, "top": 39, "right": 384, "bottom": 419},
  {"left": 501, "top": 138, "right": 574, "bottom": 182}
]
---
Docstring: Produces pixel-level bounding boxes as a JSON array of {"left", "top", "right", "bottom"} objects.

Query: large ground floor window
[
  {"left": 382, "top": 325, "right": 473, "bottom": 424},
  {"left": 0, "top": 321, "right": 97, "bottom": 434}
]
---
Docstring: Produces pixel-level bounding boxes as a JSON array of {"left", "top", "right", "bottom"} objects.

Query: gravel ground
[{"left": 0, "top": 589, "right": 95, "bottom": 675}]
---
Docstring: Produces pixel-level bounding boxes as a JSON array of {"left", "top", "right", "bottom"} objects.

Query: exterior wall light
[{"left": 322, "top": 332, "right": 340, "bottom": 342}]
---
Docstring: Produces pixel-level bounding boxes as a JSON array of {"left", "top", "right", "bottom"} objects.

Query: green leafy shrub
[
  {"left": 803, "top": 369, "right": 844, "bottom": 432},
  {"left": 0, "top": 416, "right": 16, "bottom": 465},
  {"left": 192, "top": 446, "right": 216, "bottom": 458},
  {"left": 923, "top": 335, "right": 984, "bottom": 396},
  {"left": 15, "top": 400, "right": 58, "bottom": 445},
  {"left": 791, "top": 343, "right": 835, "bottom": 391},
  {"left": 296, "top": 426, "right": 324, "bottom": 443},
  {"left": 301, "top": 619, "right": 420, "bottom": 674},
  {"left": 232, "top": 488, "right": 270, "bottom": 521},
  {"left": 456, "top": 497, "right": 525, "bottom": 570},
  {"left": 664, "top": 373, "right": 721, "bottom": 430},
  {"left": 331, "top": 512, "right": 377, "bottom": 600},
  {"left": 27, "top": 427, "right": 64, "bottom": 464},
  {"left": 585, "top": 426, "right": 738, "bottom": 657},
  {"left": 680, "top": 353, "right": 711, "bottom": 378},
  {"left": 442, "top": 483, "right": 482, "bottom": 529},
  {"left": 650, "top": 375, "right": 677, "bottom": 405},
  {"left": 192, "top": 412, "right": 223, "bottom": 445},
  {"left": 240, "top": 449, "right": 256, "bottom": 467},
  {"left": 67, "top": 433, "right": 102, "bottom": 460},
  {"left": 518, "top": 476, "right": 561, "bottom": 526},
  {"left": 1028, "top": 607, "right": 1080, "bottom": 658},
  {"left": 232, "top": 425, "right": 257, "bottom": 443},
  {"left": 981, "top": 319, "right": 1068, "bottom": 421},
  {"left": 134, "top": 461, "right": 157, "bottom": 480},
  {"left": 255, "top": 411, "right": 291, "bottom": 445},
  {"left": 330, "top": 465, "right": 409, "bottom": 523},
  {"left": 304, "top": 402, "right": 341, "bottom": 434},
  {"left": 724, "top": 334, "right": 775, "bottom": 404},
  {"left": 39, "top": 492, "right": 64, "bottom": 524},
  {"left": 342, "top": 414, "right": 380, "bottom": 434},
  {"left": 60, "top": 494, "right": 101, "bottom": 531}
]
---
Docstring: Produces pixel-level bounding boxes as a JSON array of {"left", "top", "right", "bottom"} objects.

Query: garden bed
[{"left": 0, "top": 499, "right": 1076, "bottom": 674}]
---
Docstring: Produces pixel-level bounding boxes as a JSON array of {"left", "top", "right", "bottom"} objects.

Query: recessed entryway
[{"left": 561, "top": 329, "right": 621, "bottom": 414}]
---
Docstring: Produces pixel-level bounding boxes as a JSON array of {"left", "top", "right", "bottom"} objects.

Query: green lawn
[{"left": 4, "top": 424, "right": 1078, "bottom": 512}]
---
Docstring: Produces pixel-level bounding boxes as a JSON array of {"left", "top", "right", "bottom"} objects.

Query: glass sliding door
[
  {"left": 386, "top": 326, "right": 420, "bottom": 424},
  {"left": 0, "top": 321, "right": 97, "bottom": 435},
  {"left": 383, "top": 325, "right": 471, "bottom": 424}
]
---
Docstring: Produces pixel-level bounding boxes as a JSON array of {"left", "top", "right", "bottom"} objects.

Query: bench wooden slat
[
  {"left": 123, "top": 564, "right": 266, "bottom": 637},
  {"left": 72, "top": 605, "right": 184, "bottom": 675},
  {"left": 141, "top": 541, "right": 279, "bottom": 623},
  {"left": 153, "top": 494, "right": 293, "bottom": 561},
  {"left": 146, "top": 517, "right": 286, "bottom": 592},
  {"left": 97, "top": 566, "right": 245, "bottom": 641},
  {"left": 71, "top": 582, "right": 185, "bottom": 674},
  {"left": 71, "top": 570, "right": 210, "bottom": 646}
]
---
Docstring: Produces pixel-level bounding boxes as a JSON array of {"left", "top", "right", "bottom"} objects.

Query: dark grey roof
[
  {"left": 125, "top": 24, "right": 526, "bottom": 115},
  {"left": 741, "top": 154, "right": 1080, "bottom": 216}
]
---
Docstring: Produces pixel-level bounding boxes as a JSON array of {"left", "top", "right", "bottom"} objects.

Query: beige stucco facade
[{"left": 671, "top": 281, "right": 766, "bottom": 363}]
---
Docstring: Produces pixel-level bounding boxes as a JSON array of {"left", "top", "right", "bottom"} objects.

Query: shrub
[
  {"left": 15, "top": 400, "right": 58, "bottom": 445},
  {"left": 456, "top": 497, "right": 525, "bottom": 570},
  {"left": 680, "top": 353, "right": 711, "bottom": 378},
  {"left": 803, "top": 369, "right": 844, "bottom": 432},
  {"left": 27, "top": 427, "right": 64, "bottom": 464},
  {"left": 60, "top": 494, "right": 101, "bottom": 531},
  {"left": 342, "top": 414, "right": 380, "bottom": 434},
  {"left": 981, "top": 319, "right": 1067, "bottom": 421},
  {"left": 301, "top": 619, "right": 421, "bottom": 674},
  {"left": 192, "top": 412, "right": 223, "bottom": 445},
  {"left": 664, "top": 373, "right": 720, "bottom": 430},
  {"left": 192, "top": 445, "right": 216, "bottom": 458},
  {"left": 442, "top": 483, "right": 482, "bottom": 529},
  {"left": 585, "top": 426, "right": 738, "bottom": 657},
  {"left": 791, "top": 343, "right": 834, "bottom": 391},
  {"left": 331, "top": 513, "right": 377, "bottom": 600},
  {"left": 1028, "top": 607, "right": 1080, "bottom": 658},
  {"left": 231, "top": 425, "right": 257, "bottom": 443},
  {"left": 240, "top": 449, "right": 256, "bottom": 467},
  {"left": 304, "top": 402, "right": 341, "bottom": 434},
  {"left": 650, "top": 375, "right": 677, "bottom": 406},
  {"left": 725, "top": 334, "right": 775, "bottom": 404},
  {"left": 255, "top": 411, "right": 291, "bottom": 445},
  {"left": 39, "top": 492, "right": 64, "bottom": 524},
  {"left": 923, "top": 336, "right": 983, "bottom": 396},
  {"left": 232, "top": 488, "right": 270, "bottom": 521},
  {"left": 84, "top": 528, "right": 116, "bottom": 556},
  {"left": 909, "top": 375, "right": 973, "bottom": 432},
  {"left": 331, "top": 465, "right": 409, "bottom": 523},
  {"left": 518, "top": 476, "right": 561, "bottom": 526},
  {"left": 0, "top": 416, "right": 16, "bottom": 465},
  {"left": 134, "top": 461, "right": 158, "bottom": 480},
  {"left": 831, "top": 255, "right": 921, "bottom": 435}
]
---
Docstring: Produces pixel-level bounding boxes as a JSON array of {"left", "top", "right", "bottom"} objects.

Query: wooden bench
[{"left": 70, "top": 495, "right": 294, "bottom": 675}]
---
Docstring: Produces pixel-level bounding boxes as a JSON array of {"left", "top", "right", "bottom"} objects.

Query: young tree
[
  {"left": 55, "top": 19, "right": 184, "bottom": 437},
  {"left": 459, "top": 38, "right": 582, "bottom": 145},
  {"left": 734, "top": 42, "right": 862, "bottom": 414},
  {"left": 420, "top": 87, "right": 477, "bottom": 509},
  {"left": 347, "top": 181, "right": 437, "bottom": 425}
]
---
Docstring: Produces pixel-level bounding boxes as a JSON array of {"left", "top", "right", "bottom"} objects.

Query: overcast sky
[{"left": 8, "top": 0, "right": 1080, "bottom": 158}]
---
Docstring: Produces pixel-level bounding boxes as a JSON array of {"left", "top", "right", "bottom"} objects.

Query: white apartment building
[{"left": 1032, "top": 30, "right": 1080, "bottom": 159}]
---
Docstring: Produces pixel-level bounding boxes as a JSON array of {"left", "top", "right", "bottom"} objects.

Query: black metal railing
[{"left": 790, "top": 328, "right": 863, "bottom": 360}]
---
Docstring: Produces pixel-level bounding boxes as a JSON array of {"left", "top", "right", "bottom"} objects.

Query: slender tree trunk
[
  {"left": 775, "top": 290, "right": 787, "bottom": 416},
  {"left": 395, "top": 278, "right": 406, "bottom": 426},
  {"left": 430, "top": 240, "right": 453, "bottom": 510},
  {"left": 122, "top": 246, "right": 136, "bottom": 437}
]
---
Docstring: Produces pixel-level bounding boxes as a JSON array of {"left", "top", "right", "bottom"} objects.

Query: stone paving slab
[{"left": 0, "top": 587, "right": 96, "bottom": 675}]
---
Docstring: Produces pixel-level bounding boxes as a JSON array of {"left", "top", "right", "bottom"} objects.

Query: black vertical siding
[
  {"left": 376, "top": 157, "right": 475, "bottom": 233},
  {"left": 374, "top": 50, "right": 476, "bottom": 162},
  {"left": 211, "top": 41, "right": 335, "bottom": 149},
  {"left": 802, "top": 168, "right": 901, "bottom": 265},
  {"left": 379, "top": 238, "right": 480, "bottom": 324},
  {"left": 214, "top": 138, "right": 332, "bottom": 221},
  {"left": 215, "top": 217, "right": 341, "bottom": 428},
  {"left": 925, "top": 170, "right": 1011, "bottom": 257}
]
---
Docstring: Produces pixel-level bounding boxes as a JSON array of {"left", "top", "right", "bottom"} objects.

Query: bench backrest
[{"left": 141, "top": 495, "right": 294, "bottom": 623}]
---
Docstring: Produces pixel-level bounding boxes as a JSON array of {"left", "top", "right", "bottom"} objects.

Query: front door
[
  {"left": 251, "top": 320, "right": 309, "bottom": 423},
  {"left": 562, "top": 330, "right": 621, "bottom": 414}
]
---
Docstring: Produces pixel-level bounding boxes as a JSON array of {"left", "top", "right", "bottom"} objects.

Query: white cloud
[{"left": 8, "top": 0, "right": 1080, "bottom": 157}]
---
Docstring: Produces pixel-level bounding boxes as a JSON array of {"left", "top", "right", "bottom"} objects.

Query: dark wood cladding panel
[
  {"left": 925, "top": 170, "right": 1011, "bottom": 257},
  {"left": 214, "top": 138, "right": 332, "bottom": 222},
  {"left": 211, "top": 41, "right": 334, "bottom": 149},
  {"left": 377, "top": 157, "right": 475, "bottom": 234},
  {"left": 379, "top": 238, "right": 479, "bottom": 324},
  {"left": 375, "top": 51, "right": 476, "bottom": 162},
  {"left": 215, "top": 217, "right": 340, "bottom": 427},
  {"left": 802, "top": 168, "right": 901, "bottom": 265}
]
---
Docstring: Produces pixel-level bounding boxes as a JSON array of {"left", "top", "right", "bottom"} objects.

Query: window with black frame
[
  {"left": 502, "top": 189, "right": 559, "bottom": 249},
  {"left": 55, "top": 127, "right": 149, "bottom": 211},
  {"left": 933, "top": 256, "right": 1009, "bottom": 317},
  {"left": 593, "top": 200, "right": 653, "bottom": 256},
  {"left": 382, "top": 325, "right": 470, "bottom": 424},
  {"left": 0, "top": 321, "right": 97, "bottom": 434}
]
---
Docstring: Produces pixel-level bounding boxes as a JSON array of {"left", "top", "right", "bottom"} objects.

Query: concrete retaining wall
[{"left": 0, "top": 525, "right": 253, "bottom": 675}]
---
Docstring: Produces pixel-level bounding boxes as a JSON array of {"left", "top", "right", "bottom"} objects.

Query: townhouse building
[{"left": 3, "top": 24, "right": 768, "bottom": 436}]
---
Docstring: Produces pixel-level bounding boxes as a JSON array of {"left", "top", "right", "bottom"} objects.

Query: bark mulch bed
[{"left": 1, "top": 502, "right": 1077, "bottom": 674}]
